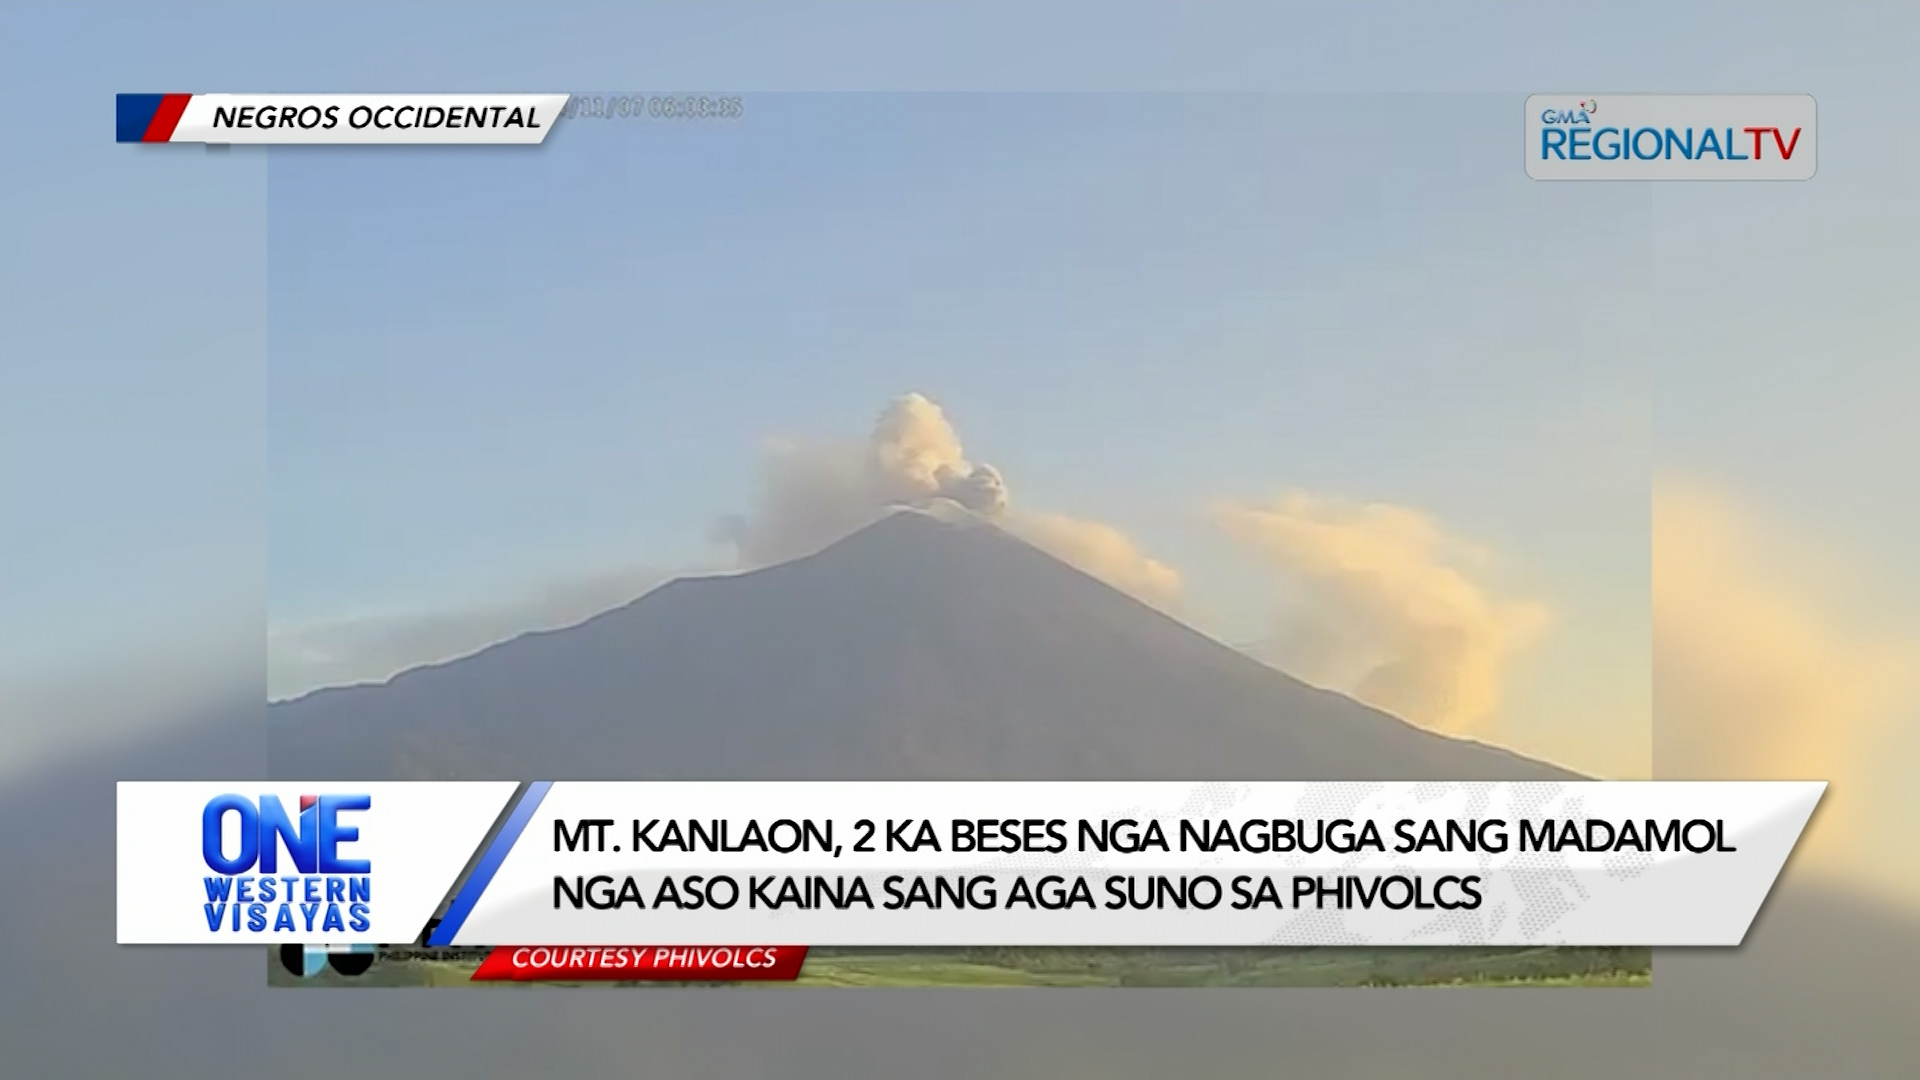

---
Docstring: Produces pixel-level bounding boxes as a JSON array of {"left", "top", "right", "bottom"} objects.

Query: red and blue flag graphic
[{"left": 116, "top": 94, "right": 194, "bottom": 142}]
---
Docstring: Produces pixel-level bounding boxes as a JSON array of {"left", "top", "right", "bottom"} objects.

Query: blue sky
[
  {"left": 263, "top": 93, "right": 1653, "bottom": 772},
  {"left": 267, "top": 94, "right": 1649, "bottom": 613},
  {"left": 3, "top": 2, "right": 1918, "bottom": 786}
]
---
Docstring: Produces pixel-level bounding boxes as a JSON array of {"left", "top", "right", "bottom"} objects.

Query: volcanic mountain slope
[{"left": 269, "top": 507, "right": 1577, "bottom": 782}]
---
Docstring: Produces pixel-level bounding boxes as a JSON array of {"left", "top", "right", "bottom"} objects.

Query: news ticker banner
[
  {"left": 119, "top": 780, "right": 1822, "bottom": 952},
  {"left": 115, "top": 94, "right": 569, "bottom": 144},
  {"left": 1526, "top": 94, "right": 1816, "bottom": 180}
]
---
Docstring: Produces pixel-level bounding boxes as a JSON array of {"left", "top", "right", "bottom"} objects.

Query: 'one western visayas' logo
[{"left": 201, "top": 793, "right": 373, "bottom": 935}]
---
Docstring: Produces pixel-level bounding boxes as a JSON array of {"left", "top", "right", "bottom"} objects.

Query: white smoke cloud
[
  {"left": 1217, "top": 493, "right": 1548, "bottom": 735},
  {"left": 867, "top": 393, "right": 1010, "bottom": 515},
  {"left": 717, "top": 392, "right": 1180, "bottom": 609},
  {"left": 717, "top": 393, "right": 1009, "bottom": 567},
  {"left": 1011, "top": 512, "right": 1184, "bottom": 612}
]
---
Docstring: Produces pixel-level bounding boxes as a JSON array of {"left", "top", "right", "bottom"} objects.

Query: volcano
[{"left": 268, "top": 507, "right": 1576, "bottom": 782}]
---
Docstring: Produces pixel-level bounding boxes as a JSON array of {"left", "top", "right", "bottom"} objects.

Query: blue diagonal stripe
[
  {"left": 116, "top": 94, "right": 164, "bottom": 142},
  {"left": 428, "top": 781, "right": 551, "bottom": 947}
]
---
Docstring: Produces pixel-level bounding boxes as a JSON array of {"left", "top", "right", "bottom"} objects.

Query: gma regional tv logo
[
  {"left": 200, "top": 793, "right": 372, "bottom": 934},
  {"left": 1526, "top": 94, "right": 1816, "bottom": 181}
]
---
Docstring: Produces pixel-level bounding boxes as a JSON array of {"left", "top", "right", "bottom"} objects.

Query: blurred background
[{"left": 3, "top": 1, "right": 1916, "bottom": 1076}]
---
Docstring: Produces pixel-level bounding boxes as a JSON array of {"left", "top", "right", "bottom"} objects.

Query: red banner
[{"left": 470, "top": 945, "right": 809, "bottom": 982}]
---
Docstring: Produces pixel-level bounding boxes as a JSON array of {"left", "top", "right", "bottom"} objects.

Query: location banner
[
  {"left": 117, "top": 780, "right": 1823, "bottom": 949},
  {"left": 115, "top": 94, "right": 569, "bottom": 144}
]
